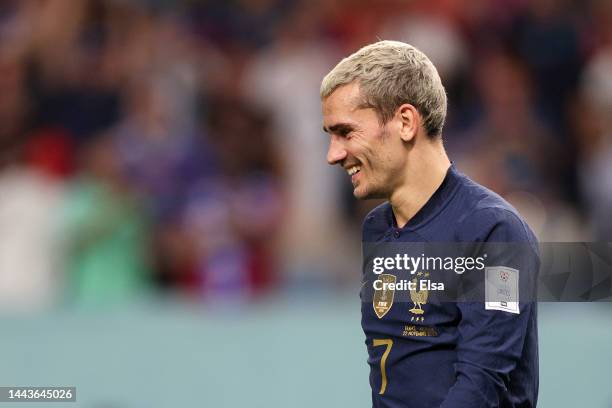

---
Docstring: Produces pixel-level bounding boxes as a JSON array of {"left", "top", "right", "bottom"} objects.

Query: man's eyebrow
[{"left": 323, "top": 123, "right": 354, "bottom": 134}]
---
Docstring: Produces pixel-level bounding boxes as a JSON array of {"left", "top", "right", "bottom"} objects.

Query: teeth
[{"left": 347, "top": 166, "right": 361, "bottom": 176}]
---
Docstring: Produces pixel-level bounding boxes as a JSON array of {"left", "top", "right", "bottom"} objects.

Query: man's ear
[{"left": 397, "top": 104, "right": 420, "bottom": 143}]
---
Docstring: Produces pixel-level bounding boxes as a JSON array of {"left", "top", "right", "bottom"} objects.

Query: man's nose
[{"left": 327, "top": 136, "right": 347, "bottom": 165}]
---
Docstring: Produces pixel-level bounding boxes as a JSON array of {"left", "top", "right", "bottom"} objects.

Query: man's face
[{"left": 322, "top": 83, "right": 405, "bottom": 200}]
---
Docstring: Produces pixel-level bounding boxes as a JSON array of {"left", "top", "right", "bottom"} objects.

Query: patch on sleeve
[{"left": 485, "top": 266, "right": 519, "bottom": 314}]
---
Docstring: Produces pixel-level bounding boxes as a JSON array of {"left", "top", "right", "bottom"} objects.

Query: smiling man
[{"left": 321, "top": 41, "right": 539, "bottom": 408}]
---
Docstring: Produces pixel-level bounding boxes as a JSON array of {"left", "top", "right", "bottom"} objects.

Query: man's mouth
[{"left": 347, "top": 165, "right": 361, "bottom": 176}]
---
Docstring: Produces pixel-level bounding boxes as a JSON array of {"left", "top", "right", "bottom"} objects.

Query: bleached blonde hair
[{"left": 321, "top": 40, "right": 447, "bottom": 137}]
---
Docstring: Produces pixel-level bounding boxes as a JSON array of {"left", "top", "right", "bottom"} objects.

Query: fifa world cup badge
[
  {"left": 373, "top": 274, "right": 396, "bottom": 318},
  {"left": 485, "top": 266, "right": 520, "bottom": 314}
]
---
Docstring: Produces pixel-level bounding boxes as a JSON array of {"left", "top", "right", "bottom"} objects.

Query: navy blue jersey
[{"left": 361, "top": 165, "right": 539, "bottom": 408}]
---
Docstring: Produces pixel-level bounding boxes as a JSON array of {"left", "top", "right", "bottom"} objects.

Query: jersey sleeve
[{"left": 439, "top": 208, "right": 539, "bottom": 407}]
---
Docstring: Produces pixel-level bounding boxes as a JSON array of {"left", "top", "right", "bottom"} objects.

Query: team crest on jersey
[
  {"left": 373, "top": 274, "right": 396, "bottom": 318},
  {"left": 409, "top": 272, "right": 429, "bottom": 322}
]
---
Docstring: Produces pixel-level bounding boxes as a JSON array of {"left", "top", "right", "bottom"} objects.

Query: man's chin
[{"left": 353, "top": 186, "right": 385, "bottom": 200}]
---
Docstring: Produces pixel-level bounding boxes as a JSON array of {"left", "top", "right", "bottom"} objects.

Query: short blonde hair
[{"left": 321, "top": 40, "right": 447, "bottom": 137}]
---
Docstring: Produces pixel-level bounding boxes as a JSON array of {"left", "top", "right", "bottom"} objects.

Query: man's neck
[{"left": 389, "top": 143, "right": 451, "bottom": 228}]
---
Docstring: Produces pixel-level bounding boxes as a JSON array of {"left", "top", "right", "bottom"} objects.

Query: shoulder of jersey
[{"left": 362, "top": 202, "right": 392, "bottom": 242}]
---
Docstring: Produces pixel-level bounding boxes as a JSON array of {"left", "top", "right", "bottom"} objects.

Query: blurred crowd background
[{"left": 0, "top": 0, "right": 611, "bottom": 311}]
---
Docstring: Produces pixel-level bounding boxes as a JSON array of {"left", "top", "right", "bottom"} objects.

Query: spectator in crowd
[{"left": 58, "top": 135, "right": 151, "bottom": 307}]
